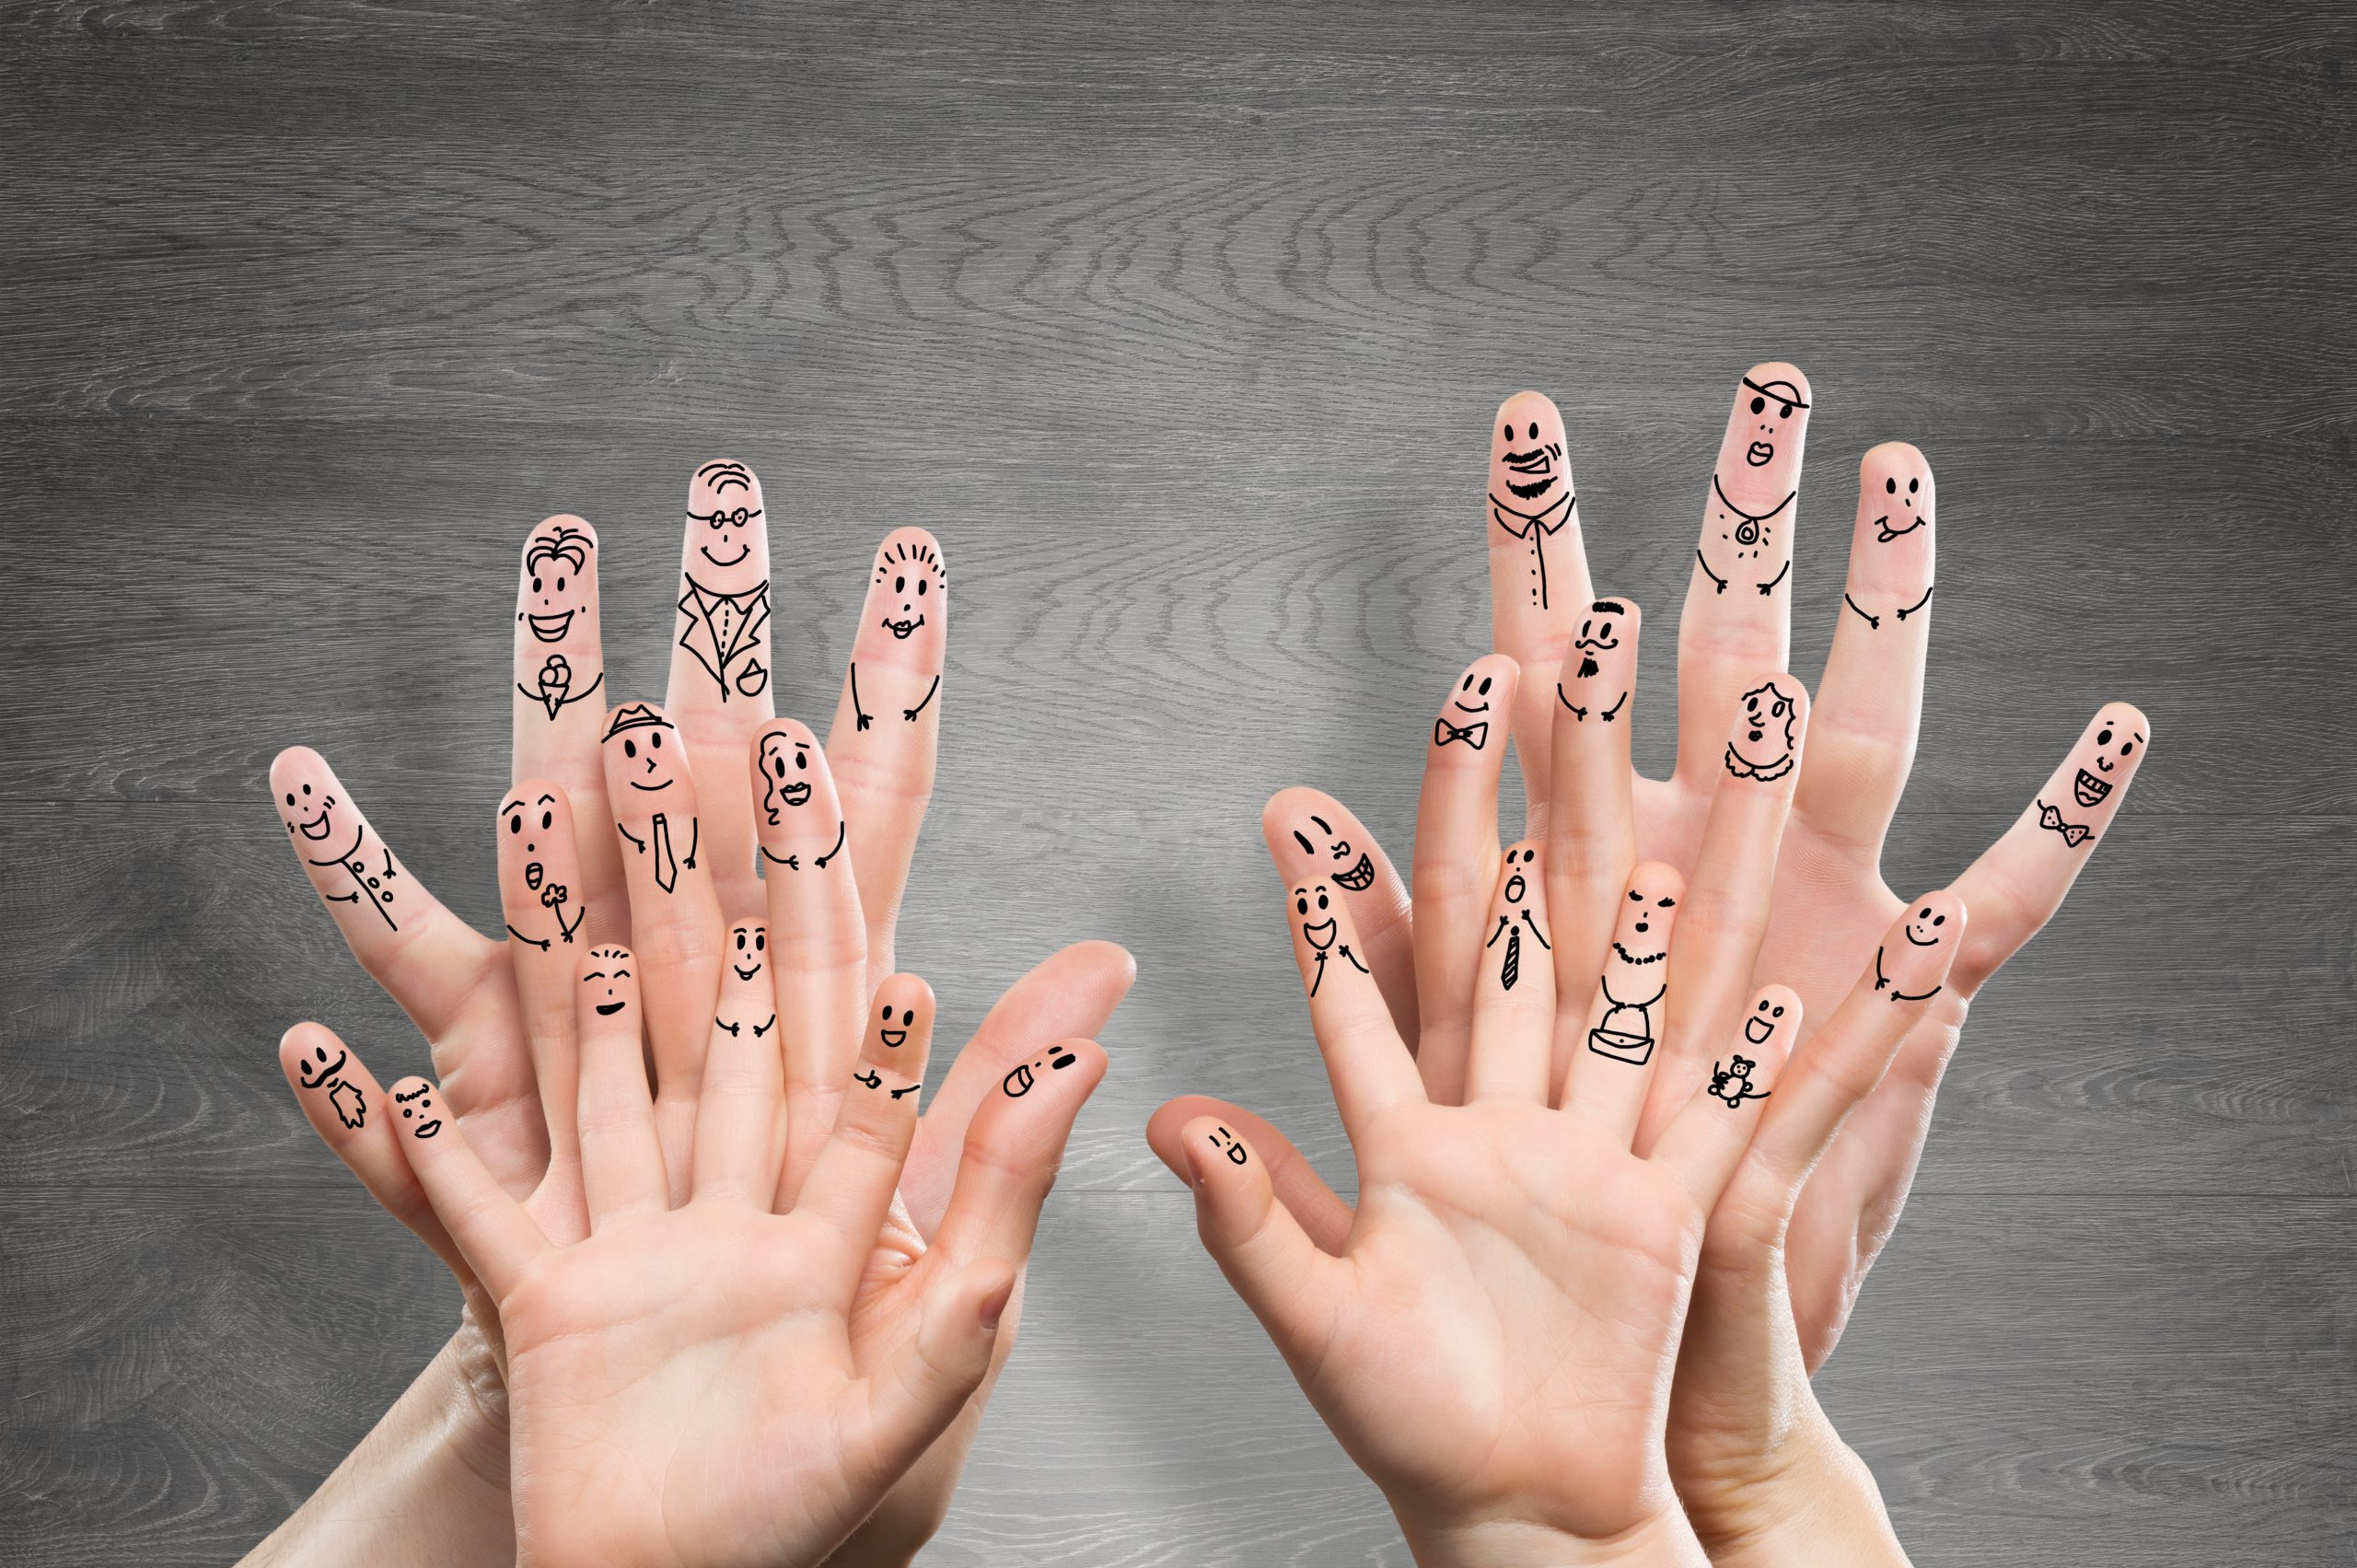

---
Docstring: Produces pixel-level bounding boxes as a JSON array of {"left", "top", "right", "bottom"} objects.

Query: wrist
[
  {"left": 1680, "top": 1417, "right": 1907, "bottom": 1568},
  {"left": 1399, "top": 1504, "right": 1709, "bottom": 1568}
]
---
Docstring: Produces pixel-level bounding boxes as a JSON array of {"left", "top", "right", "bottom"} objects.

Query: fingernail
[{"left": 979, "top": 1274, "right": 1016, "bottom": 1333}]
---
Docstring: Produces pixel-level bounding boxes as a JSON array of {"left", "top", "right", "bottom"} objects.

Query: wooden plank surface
[{"left": 3, "top": 3, "right": 2351, "bottom": 1563}]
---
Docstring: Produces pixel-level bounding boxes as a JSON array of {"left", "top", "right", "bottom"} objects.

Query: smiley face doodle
[
  {"left": 875, "top": 538, "right": 944, "bottom": 642},
  {"left": 1743, "top": 994, "right": 1787, "bottom": 1047},
  {"left": 1589, "top": 883, "right": 1674, "bottom": 1065},
  {"left": 1724, "top": 680, "right": 1799, "bottom": 783},
  {"left": 518, "top": 524, "right": 596, "bottom": 645},
  {"left": 755, "top": 730, "right": 844, "bottom": 872},
  {"left": 1707, "top": 1055, "right": 1768, "bottom": 1109},
  {"left": 394, "top": 1083, "right": 443, "bottom": 1139},
  {"left": 583, "top": 949, "right": 632, "bottom": 1016},
  {"left": 1875, "top": 472, "right": 1927, "bottom": 543},
  {"left": 678, "top": 463, "right": 771, "bottom": 702},
  {"left": 1290, "top": 813, "right": 1376, "bottom": 893},
  {"left": 1491, "top": 408, "right": 1576, "bottom": 610},
  {"left": 1436, "top": 671, "right": 1494, "bottom": 749},
  {"left": 1556, "top": 598, "right": 1631, "bottom": 724},
  {"left": 279, "top": 780, "right": 400, "bottom": 931},
  {"left": 606, "top": 705, "right": 698, "bottom": 893},
  {"left": 502, "top": 792, "right": 581, "bottom": 951},
  {"left": 877, "top": 999, "right": 922, "bottom": 1050},
  {"left": 2075, "top": 715, "right": 2142, "bottom": 809},
  {"left": 1206, "top": 1124, "right": 1249, "bottom": 1166},
  {"left": 1874, "top": 908, "right": 1948, "bottom": 1002},
  {"left": 296, "top": 1040, "right": 367, "bottom": 1130},
  {"left": 1296, "top": 882, "right": 1370, "bottom": 997},
  {"left": 1486, "top": 845, "right": 1551, "bottom": 992},
  {"left": 1739, "top": 376, "right": 1807, "bottom": 469},
  {"left": 1001, "top": 1044, "right": 1080, "bottom": 1098}
]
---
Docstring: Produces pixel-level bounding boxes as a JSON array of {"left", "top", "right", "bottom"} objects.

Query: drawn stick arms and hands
[
  {"left": 511, "top": 515, "right": 627, "bottom": 949},
  {"left": 1836, "top": 444, "right": 1937, "bottom": 633},
  {"left": 1487, "top": 392, "right": 1593, "bottom": 818},
  {"left": 666, "top": 460, "right": 776, "bottom": 923}
]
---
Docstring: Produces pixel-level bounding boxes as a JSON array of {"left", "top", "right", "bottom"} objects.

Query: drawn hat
[
  {"left": 602, "top": 703, "right": 668, "bottom": 740},
  {"left": 1741, "top": 376, "right": 1809, "bottom": 410}
]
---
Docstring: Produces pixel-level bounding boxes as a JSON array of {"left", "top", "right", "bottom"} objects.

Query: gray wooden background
[{"left": 4, "top": 4, "right": 2351, "bottom": 1563}]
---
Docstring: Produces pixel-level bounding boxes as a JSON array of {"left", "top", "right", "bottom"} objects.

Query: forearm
[
  {"left": 1683, "top": 1419, "right": 1910, "bottom": 1568},
  {"left": 1401, "top": 1506, "right": 1713, "bottom": 1568},
  {"left": 241, "top": 1330, "right": 515, "bottom": 1568}
]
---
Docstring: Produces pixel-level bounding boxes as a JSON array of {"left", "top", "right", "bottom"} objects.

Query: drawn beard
[{"left": 1577, "top": 656, "right": 1599, "bottom": 679}]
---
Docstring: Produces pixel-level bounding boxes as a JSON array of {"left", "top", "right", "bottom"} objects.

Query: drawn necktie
[
  {"left": 652, "top": 814, "right": 678, "bottom": 893},
  {"left": 1502, "top": 924, "right": 1521, "bottom": 992}
]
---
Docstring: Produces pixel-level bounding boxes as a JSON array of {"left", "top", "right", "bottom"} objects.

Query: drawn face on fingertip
[
  {"left": 873, "top": 537, "right": 946, "bottom": 643},
  {"left": 501, "top": 792, "right": 562, "bottom": 895},
  {"left": 394, "top": 1083, "right": 443, "bottom": 1139},
  {"left": 1500, "top": 844, "right": 1538, "bottom": 907},
  {"left": 1294, "top": 884, "right": 1339, "bottom": 951},
  {"left": 1291, "top": 812, "right": 1375, "bottom": 893},
  {"left": 1436, "top": 666, "right": 1501, "bottom": 750},
  {"left": 518, "top": 519, "right": 597, "bottom": 645},
  {"left": 685, "top": 460, "right": 766, "bottom": 579},
  {"left": 874, "top": 993, "right": 926, "bottom": 1051},
  {"left": 2076, "top": 708, "right": 2145, "bottom": 807},
  {"left": 1722, "top": 368, "right": 1811, "bottom": 482},
  {"left": 1902, "top": 903, "right": 1950, "bottom": 948},
  {"left": 1490, "top": 394, "right": 1568, "bottom": 514},
  {"left": 277, "top": 777, "right": 356, "bottom": 856},
  {"left": 582, "top": 949, "right": 633, "bottom": 1016},
  {"left": 759, "top": 729, "right": 817, "bottom": 823},
  {"left": 1002, "top": 1043, "right": 1080, "bottom": 1098},
  {"left": 1743, "top": 994, "right": 1789, "bottom": 1046},
  {"left": 1612, "top": 876, "right": 1678, "bottom": 964},
  {"left": 1206, "top": 1123, "right": 1250, "bottom": 1165},
  {"left": 602, "top": 704, "right": 685, "bottom": 795},
  {"left": 1861, "top": 449, "right": 1933, "bottom": 544},
  {"left": 729, "top": 924, "right": 767, "bottom": 982},
  {"left": 1725, "top": 679, "right": 1800, "bottom": 782}
]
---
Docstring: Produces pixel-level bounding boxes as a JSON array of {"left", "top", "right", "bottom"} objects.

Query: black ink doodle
[
  {"left": 519, "top": 524, "right": 594, "bottom": 645},
  {"left": 2035, "top": 799, "right": 2094, "bottom": 849},
  {"left": 730, "top": 925, "right": 766, "bottom": 981},
  {"left": 606, "top": 705, "right": 698, "bottom": 892},
  {"left": 874, "top": 538, "right": 945, "bottom": 641},
  {"left": 854, "top": 1067, "right": 883, "bottom": 1090},
  {"left": 902, "top": 675, "right": 941, "bottom": 723},
  {"left": 1724, "top": 680, "right": 1798, "bottom": 783},
  {"left": 1002, "top": 1046, "right": 1080, "bottom": 1098},
  {"left": 889, "top": 1081, "right": 920, "bottom": 1100},
  {"left": 584, "top": 950, "right": 632, "bottom": 1016},
  {"left": 1485, "top": 846, "right": 1550, "bottom": 992},
  {"left": 282, "top": 781, "right": 400, "bottom": 931},
  {"left": 759, "top": 733, "right": 814, "bottom": 824},
  {"left": 1744, "top": 995, "right": 1787, "bottom": 1047},
  {"left": 678, "top": 574, "right": 771, "bottom": 701},
  {"left": 395, "top": 1082, "right": 443, "bottom": 1139},
  {"left": 1699, "top": 477, "right": 1795, "bottom": 597},
  {"left": 1492, "top": 416, "right": 1575, "bottom": 611},
  {"left": 1708, "top": 1056, "right": 1769, "bottom": 1109},
  {"left": 759, "top": 818, "right": 843, "bottom": 872},
  {"left": 503, "top": 793, "right": 582, "bottom": 951},
  {"left": 1290, "top": 813, "right": 1376, "bottom": 893},
  {"left": 1874, "top": 911, "right": 1947, "bottom": 1002},
  {"left": 520, "top": 652, "right": 602, "bottom": 720},
  {"left": 1207, "top": 1124, "right": 1249, "bottom": 1166},
  {"left": 850, "top": 664, "right": 873, "bottom": 733},
  {"left": 1874, "top": 474, "right": 1925, "bottom": 542},
  {"left": 296, "top": 1041, "right": 367, "bottom": 1130},
  {"left": 1739, "top": 377, "right": 1809, "bottom": 468},
  {"left": 878, "top": 1002, "right": 918, "bottom": 1050},
  {"left": 1589, "top": 887, "right": 1673, "bottom": 1065},
  {"left": 1558, "top": 599, "right": 1631, "bottom": 722},
  {"left": 2077, "top": 720, "right": 2142, "bottom": 807},
  {"left": 1897, "top": 585, "right": 1933, "bottom": 621},
  {"left": 1436, "top": 671, "right": 1494, "bottom": 749},
  {"left": 1296, "top": 883, "right": 1371, "bottom": 997}
]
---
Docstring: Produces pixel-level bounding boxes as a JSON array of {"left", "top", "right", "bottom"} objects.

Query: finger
[
  {"left": 844, "top": 1258, "right": 1015, "bottom": 1500},
  {"left": 1486, "top": 391, "right": 1594, "bottom": 831},
  {"left": 755, "top": 718, "right": 871, "bottom": 1207},
  {"left": 1411, "top": 653, "right": 1520, "bottom": 1105},
  {"left": 495, "top": 781, "right": 586, "bottom": 1167},
  {"left": 1546, "top": 595, "right": 1642, "bottom": 1041},
  {"left": 1744, "top": 894, "right": 1965, "bottom": 1184},
  {"left": 269, "top": 748, "right": 495, "bottom": 1039},
  {"left": 1264, "top": 788, "right": 1417, "bottom": 1051},
  {"left": 1678, "top": 362, "right": 1811, "bottom": 786},
  {"left": 1145, "top": 1096, "right": 1354, "bottom": 1254},
  {"left": 599, "top": 702, "right": 724, "bottom": 1185},
  {"left": 1645, "top": 675, "right": 1809, "bottom": 1151},
  {"left": 929, "top": 1038, "right": 1107, "bottom": 1271},
  {"left": 795, "top": 973, "right": 935, "bottom": 1263},
  {"left": 666, "top": 460, "right": 776, "bottom": 922},
  {"left": 279, "top": 1022, "right": 473, "bottom": 1286},
  {"left": 1796, "top": 445, "right": 1936, "bottom": 857},
  {"left": 900, "top": 940, "right": 1137, "bottom": 1231},
  {"left": 573, "top": 945, "right": 669, "bottom": 1227},
  {"left": 826, "top": 528, "right": 948, "bottom": 980},
  {"left": 1285, "top": 875, "right": 1426, "bottom": 1132},
  {"left": 511, "top": 516, "right": 626, "bottom": 944},
  {"left": 1178, "top": 1116, "right": 1344, "bottom": 1368},
  {"left": 1464, "top": 842, "right": 1556, "bottom": 1103},
  {"left": 1648, "top": 985, "right": 1800, "bottom": 1212},
  {"left": 385, "top": 1075, "right": 550, "bottom": 1298},
  {"left": 1948, "top": 703, "right": 2152, "bottom": 996},
  {"left": 1558, "top": 861, "right": 1683, "bottom": 1140},
  {"left": 691, "top": 922, "right": 788, "bottom": 1206}
]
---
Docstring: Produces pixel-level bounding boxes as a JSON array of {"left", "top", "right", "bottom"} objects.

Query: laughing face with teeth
[
  {"left": 276, "top": 763, "right": 402, "bottom": 931},
  {"left": 2077, "top": 711, "right": 2143, "bottom": 807},
  {"left": 1290, "top": 813, "right": 1376, "bottom": 893},
  {"left": 514, "top": 519, "right": 605, "bottom": 720}
]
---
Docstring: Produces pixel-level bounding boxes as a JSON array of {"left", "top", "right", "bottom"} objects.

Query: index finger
[
  {"left": 1487, "top": 391, "right": 1594, "bottom": 833},
  {"left": 666, "top": 460, "right": 777, "bottom": 923},
  {"left": 511, "top": 516, "right": 626, "bottom": 946}
]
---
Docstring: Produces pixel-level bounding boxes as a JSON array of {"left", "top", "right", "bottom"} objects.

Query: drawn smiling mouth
[
  {"left": 630, "top": 777, "right": 671, "bottom": 791},
  {"left": 298, "top": 1051, "right": 348, "bottom": 1088},
  {"left": 1906, "top": 926, "right": 1939, "bottom": 947},
  {"left": 595, "top": 1001, "right": 626, "bottom": 1016},
  {"left": 1332, "top": 854, "right": 1376, "bottom": 892},
  {"left": 883, "top": 615, "right": 924, "bottom": 640},
  {"left": 734, "top": 964, "right": 761, "bottom": 980},
  {"left": 1747, "top": 441, "right": 1775, "bottom": 467},
  {"left": 1453, "top": 701, "right": 1491, "bottom": 714},
  {"left": 2074, "top": 768, "right": 2112, "bottom": 807},
  {"left": 527, "top": 610, "right": 575, "bottom": 642},
  {"left": 297, "top": 810, "right": 335, "bottom": 842},
  {"left": 1875, "top": 514, "right": 1924, "bottom": 543},
  {"left": 879, "top": 1029, "right": 908, "bottom": 1049},
  {"left": 701, "top": 545, "right": 750, "bottom": 567},
  {"left": 1744, "top": 1016, "right": 1775, "bottom": 1044},
  {"left": 1302, "top": 919, "right": 1337, "bottom": 951}
]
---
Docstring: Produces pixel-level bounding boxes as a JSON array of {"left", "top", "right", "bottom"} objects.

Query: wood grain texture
[{"left": 3, "top": 2, "right": 2351, "bottom": 1563}]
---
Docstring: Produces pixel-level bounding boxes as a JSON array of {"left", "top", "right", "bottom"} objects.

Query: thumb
[
  {"left": 1178, "top": 1116, "right": 1341, "bottom": 1368},
  {"left": 850, "top": 1258, "right": 1016, "bottom": 1486}
]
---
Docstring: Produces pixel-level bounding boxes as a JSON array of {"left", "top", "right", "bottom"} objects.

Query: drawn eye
[
  {"left": 795, "top": 749, "right": 807, "bottom": 770},
  {"left": 896, "top": 575, "right": 907, "bottom": 593},
  {"left": 541, "top": 810, "right": 552, "bottom": 830},
  {"left": 1771, "top": 1005, "right": 1785, "bottom": 1017},
  {"left": 754, "top": 932, "right": 764, "bottom": 950},
  {"left": 1295, "top": 896, "right": 1309, "bottom": 915},
  {"left": 1933, "top": 914, "right": 1946, "bottom": 926},
  {"left": 1909, "top": 478, "right": 1919, "bottom": 494},
  {"left": 303, "top": 784, "right": 312, "bottom": 796},
  {"left": 1779, "top": 403, "right": 1794, "bottom": 418},
  {"left": 2120, "top": 739, "right": 2134, "bottom": 756},
  {"left": 1659, "top": 897, "right": 1676, "bottom": 908},
  {"left": 1527, "top": 422, "right": 1538, "bottom": 439},
  {"left": 1630, "top": 889, "right": 1642, "bottom": 901},
  {"left": 1920, "top": 907, "right": 1933, "bottom": 919},
  {"left": 737, "top": 931, "right": 749, "bottom": 950},
  {"left": 772, "top": 754, "right": 787, "bottom": 778},
  {"left": 1318, "top": 890, "right": 1329, "bottom": 911},
  {"left": 1477, "top": 677, "right": 1492, "bottom": 696},
  {"left": 284, "top": 793, "right": 296, "bottom": 806},
  {"left": 555, "top": 576, "right": 566, "bottom": 592},
  {"left": 650, "top": 731, "right": 662, "bottom": 749},
  {"left": 623, "top": 738, "right": 637, "bottom": 759},
  {"left": 2096, "top": 727, "right": 2112, "bottom": 746},
  {"left": 1751, "top": 396, "right": 1766, "bottom": 414},
  {"left": 1886, "top": 477, "right": 1896, "bottom": 494},
  {"left": 1502, "top": 423, "right": 1512, "bottom": 438},
  {"left": 508, "top": 814, "right": 522, "bottom": 835},
  {"left": 531, "top": 575, "right": 543, "bottom": 591},
  {"left": 1462, "top": 674, "right": 1475, "bottom": 691},
  {"left": 916, "top": 579, "right": 927, "bottom": 595},
  {"left": 1597, "top": 620, "right": 1613, "bottom": 637}
]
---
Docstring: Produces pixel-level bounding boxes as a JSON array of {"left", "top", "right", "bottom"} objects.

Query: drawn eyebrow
[
  {"left": 612, "top": 968, "right": 631, "bottom": 979},
  {"left": 1309, "top": 815, "right": 1331, "bottom": 832},
  {"left": 1293, "top": 830, "right": 1315, "bottom": 854},
  {"left": 583, "top": 970, "right": 605, "bottom": 981},
  {"left": 537, "top": 793, "right": 556, "bottom": 805},
  {"left": 500, "top": 798, "right": 526, "bottom": 815}
]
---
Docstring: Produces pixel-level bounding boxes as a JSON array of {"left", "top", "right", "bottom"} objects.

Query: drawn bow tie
[
  {"left": 1434, "top": 717, "right": 1489, "bottom": 749},
  {"left": 2038, "top": 802, "right": 2092, "bottom": 846}
]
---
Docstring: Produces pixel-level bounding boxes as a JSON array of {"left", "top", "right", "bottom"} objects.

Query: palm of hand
[
  {"left": 1306, "top": 1101, "right": 1699, "bottom": 1540},
  {"left": 502, "top": 1205, "right": 877, "bottom": 1568}
]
